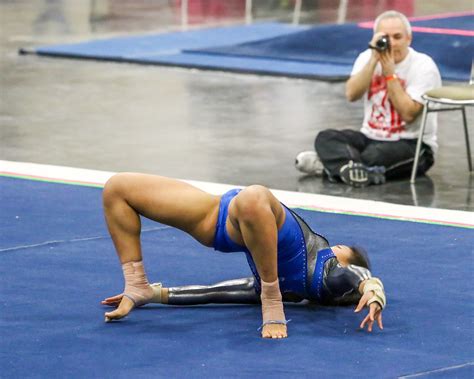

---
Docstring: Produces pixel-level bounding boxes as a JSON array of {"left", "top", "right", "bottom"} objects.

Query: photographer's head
[{"left": 373, "top": 10, "right": 412, "bottom": 63}]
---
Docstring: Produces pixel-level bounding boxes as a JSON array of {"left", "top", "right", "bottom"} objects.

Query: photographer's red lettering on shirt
[{"left": 367, "top": 75, "right": 407, "bottom": 138}]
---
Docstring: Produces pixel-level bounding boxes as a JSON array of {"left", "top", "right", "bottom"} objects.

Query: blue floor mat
[
  {"left": 29, "top": 22, "right": 304, "bottom": 61},
  {"left": 1, "top": 176, "right": 473, "bottom": 378},
  {"left": 411, "top": 14, "right": 474, "bottom": 29},
  {"left": 193, "top": 15, "right": 473, "bottom": 82},
  {"left": 21, "top": 14, "right": 473, "bottom": 81}
]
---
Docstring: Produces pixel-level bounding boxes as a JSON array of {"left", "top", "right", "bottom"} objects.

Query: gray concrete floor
[{"left": 1, "top": 0, "right": 473, "bottom": 211}]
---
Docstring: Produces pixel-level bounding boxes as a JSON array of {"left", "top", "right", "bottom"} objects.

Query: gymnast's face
[{"left": 331, "top": 245, "right": 353, "bottom": 267}]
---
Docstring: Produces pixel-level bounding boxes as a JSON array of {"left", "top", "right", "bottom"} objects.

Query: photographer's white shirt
[{"left": 351, "top": 47, "right": 442, "bottom": 151}]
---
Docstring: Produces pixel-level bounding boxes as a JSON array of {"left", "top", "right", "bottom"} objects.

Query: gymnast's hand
[
  {"left": 101, "top": 293, "right": 124, "bottom": 307},
  {"left": 101, "top": 293, "right": 135, "bottom": 322},
  {"left": 103, "top": 295, "right": 135, "bottom": 322},
  {"left": 354, "top": 291, "right": 384, "bottom": 332}
]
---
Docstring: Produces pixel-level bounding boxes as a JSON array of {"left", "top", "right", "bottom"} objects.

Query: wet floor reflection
[{"left": 297, "top": 174, "right": 436, "bottom": 208}]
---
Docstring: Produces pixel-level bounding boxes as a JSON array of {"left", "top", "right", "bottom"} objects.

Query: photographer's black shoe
[{"left": 339, "top": 161, "right": 386, "bottom": 187}]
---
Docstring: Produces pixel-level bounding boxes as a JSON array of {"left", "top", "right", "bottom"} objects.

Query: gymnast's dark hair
[{"left": 348, "top": 246, "right": 371, "bottom": 270}]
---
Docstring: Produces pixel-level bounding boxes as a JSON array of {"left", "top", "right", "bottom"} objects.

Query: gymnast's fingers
[
  {"left": 354, "top": 291, "right": 371, "bottom": 313},
  {"left": 360, "top": 313, "right": 372, "bottom": 331},
  {"left": 369, "top": 302, "right": 380, "bottom": 320},
  {"left": 101, "top": 301, "right": 120, "bottom": 307},
  {"left": 101, "top": 293, "right": 124, "bottom": 304},
  {"left": 377, "top": 313, "right": 384, "bottom": 330},
  {"left": 101, "top": 299, "right": 121, "bottom": 307},
  {"left": 104, "top": 296, "right": 135, "bottom": 322}
]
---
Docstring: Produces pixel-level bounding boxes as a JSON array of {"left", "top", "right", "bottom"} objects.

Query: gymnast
[{"left": 101, "top": 173, "right": 386, "bottom": 338}]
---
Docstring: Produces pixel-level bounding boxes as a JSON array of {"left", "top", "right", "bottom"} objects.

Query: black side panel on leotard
[
  {"left": 288, "top": 208, "right": 373, "bottom": 306},
  {"left": 285, "top": 207, "right": 330, "bottom": 290}
]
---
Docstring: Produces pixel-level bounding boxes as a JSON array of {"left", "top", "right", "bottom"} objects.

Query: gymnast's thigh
[{"left": 104, "top": 173, "right": 220, "bottom": 246}]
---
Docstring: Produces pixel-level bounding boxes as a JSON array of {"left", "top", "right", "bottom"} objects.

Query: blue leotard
[{"left": 212, "top": 189, "right": 336, "bottom": 301}]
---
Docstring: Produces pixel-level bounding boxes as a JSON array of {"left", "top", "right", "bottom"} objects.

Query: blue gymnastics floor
[
  {"left": 191, "top": 14, "right": 473, "bottom": 82},
  {"left": 21, "top": 14, "right": 474, "bottom": 81},
  {"left": 1, "top": 176, "right": 473, "bottom": 378}
]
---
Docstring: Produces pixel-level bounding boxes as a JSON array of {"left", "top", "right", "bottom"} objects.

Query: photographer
[{"left": 296, "top": 10, "right": 442, "bottom": 187}]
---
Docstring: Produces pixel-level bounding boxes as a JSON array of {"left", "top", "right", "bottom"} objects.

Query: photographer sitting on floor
[{"left": 296, "top": 10, "right": 441, "bottom": 187}]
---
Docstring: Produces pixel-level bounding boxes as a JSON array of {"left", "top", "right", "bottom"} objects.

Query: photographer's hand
[
  {"left": 379, "top": 49, "right": 395, "bottom": 77},
  {"left": 369, "top": 32, "right": 387, "bottom": 50},
  {"left": 381, "top": 49, "right": 423, "bottom": 123},
  {"left": 345, "top": 33, "right": 382, "bottom": 101}
]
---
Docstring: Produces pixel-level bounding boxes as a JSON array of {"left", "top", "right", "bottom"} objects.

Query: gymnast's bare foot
[
  {"left": 262, "top": 324, "right": 287, "bottom": 339},
  {"left": 260, "top": 279, "right": 287, "bottom": 338}
]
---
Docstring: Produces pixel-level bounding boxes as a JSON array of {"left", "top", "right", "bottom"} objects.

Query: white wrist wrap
[
  {"left": 122, "top": 261, "right": 155, "bottom": 307},
  {"left": 363, "top": 277, "right": 386, "bottom": 309}
]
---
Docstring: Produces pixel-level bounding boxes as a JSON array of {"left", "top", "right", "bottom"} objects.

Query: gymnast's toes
[{"left": 261, "top": 324, "right": 287, "bottom": 339}]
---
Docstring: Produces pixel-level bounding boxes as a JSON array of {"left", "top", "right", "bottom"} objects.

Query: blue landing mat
[
  {"left": 23, "top": 23, "right": 342, "bottom": 79},
  {"left": 21, "top": 15, "right": 473, "bottom": 81},
  {"left": 1, "top": 176, "right": 474, "bottom": 378},
  {"left": 193, "top": 14, "right": 474, "bottom": 82}
]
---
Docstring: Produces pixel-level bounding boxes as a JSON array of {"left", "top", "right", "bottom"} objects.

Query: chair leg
[
  {"left": 461, "top": 106, "right": 473, "bottom": 171},
  {"left": 410, "top": 102, "right": 430, "bottom": 184}
]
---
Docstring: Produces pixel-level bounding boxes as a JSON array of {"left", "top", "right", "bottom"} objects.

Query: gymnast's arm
[
  {"left": 323, "top": 262, "right": 386, "bottom": 332},
  {"left": 161, "top": 277, "right": 261, "bottom": 305},
  {"left": 102, "top": 277, "right": 305, "bottom": 307},
  {"left": 164, "top": 277, "right": 304, "bottom": 305}
]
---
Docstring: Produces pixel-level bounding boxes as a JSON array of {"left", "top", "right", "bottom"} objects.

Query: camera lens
[{"left": 375, "top": 36, "right": 390, "bottom": 51}]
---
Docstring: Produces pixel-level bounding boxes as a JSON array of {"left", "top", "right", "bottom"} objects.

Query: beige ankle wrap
[
  {"left": 260, "top": 279, "right": 287, "bottom": 327},
  {"left": 122, "top": 261, "right": 160, "bottom": 306}
]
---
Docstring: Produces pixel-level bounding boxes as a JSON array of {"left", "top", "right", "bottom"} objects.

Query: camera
[{"left": 372, "top": 35, "right": 390, "bottom": 52}]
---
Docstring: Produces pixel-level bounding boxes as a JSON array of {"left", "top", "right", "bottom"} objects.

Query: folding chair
[{"left": 410, "top": 79, "right": 474, "bottom": 184}]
